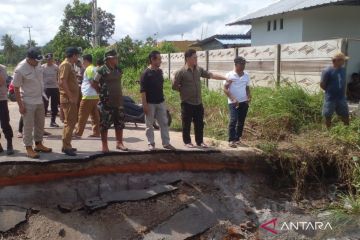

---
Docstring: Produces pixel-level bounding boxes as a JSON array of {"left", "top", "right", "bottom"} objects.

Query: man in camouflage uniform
[{"left": 94, "top": 50, "right": 127, "bottom": 152}]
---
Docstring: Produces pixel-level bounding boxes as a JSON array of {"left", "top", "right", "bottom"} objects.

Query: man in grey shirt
[
  {"left": 0, "top": 64, "right": 14, "bottom": 155},
  {"left": 42, "top": 53, "right": 60, "bottom": 127}
]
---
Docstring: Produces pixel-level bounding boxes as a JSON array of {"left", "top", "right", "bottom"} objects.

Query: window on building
[
  {"left": 280, "top": 18, "right": 284, "bottom": 30},
  {"left": 267, "top": 21, "right": 271, "bottom": 31},
  {"left": 273, "top": 20, "right": 277, "bottom": 31}
]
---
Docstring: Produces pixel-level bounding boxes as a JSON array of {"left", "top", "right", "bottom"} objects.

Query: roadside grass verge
[{"left": 123, "top": 72, "right": 359, "bottom": 201}]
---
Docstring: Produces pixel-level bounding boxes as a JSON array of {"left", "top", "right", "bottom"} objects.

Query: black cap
[
  {"left": 65, "top": 47, "right": 80, "bottom": 57},
  {"left": 104, "top": 49, "right": 117, "bottom": 60},
  {"left": 27, "top": 47, "right": 43, "bottom": 61},
  {"left": 234, "top": 56, "right": 248, "bottom": 64},
  {"left": 45, "top": 53, "right": 53, "bottom": 60}
]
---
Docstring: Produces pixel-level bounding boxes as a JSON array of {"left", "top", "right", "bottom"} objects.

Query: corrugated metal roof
[
  {"left": 227, "top": 0, "right": 359, "bottom": 25},
  {"left": 190, "top": 34, "right": 251, "bottom": 47},
  {"left": 215, "top": 38, "right": 251, "bottom": 45}
]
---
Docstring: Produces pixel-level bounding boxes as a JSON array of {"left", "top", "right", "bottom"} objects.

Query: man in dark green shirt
[{"left": 172, "top": 49, "right": 228, "bottom": 148}]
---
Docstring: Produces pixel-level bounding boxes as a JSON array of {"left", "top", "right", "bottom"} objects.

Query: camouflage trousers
[{"left": 98, "top": 104, "right": 125, "bottom": 131}]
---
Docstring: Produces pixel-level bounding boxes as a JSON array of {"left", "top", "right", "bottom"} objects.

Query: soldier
[{"left": 94, "top": 50, "right": 127, "bottom": 153}]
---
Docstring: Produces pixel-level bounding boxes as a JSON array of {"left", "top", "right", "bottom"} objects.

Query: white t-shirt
[
  {"left": 224, "top": 71, "right": 250, "bottom": 104},
  {"left": 13, "top": 59, "right": 44, "bottom": 105}
]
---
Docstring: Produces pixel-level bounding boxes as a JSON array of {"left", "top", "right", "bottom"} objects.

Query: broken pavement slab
[
  {"left": 60, "top": 184, "right": 178, "bottom": 213},
  {"left": 143, "top": 196, "right": 225, "bottom": 240},
  {"left": 0, "top": 206, "right": 27, "bottom": 232},
  {"left": 101, "top": 184, "right": 178, "bottom": 203}
]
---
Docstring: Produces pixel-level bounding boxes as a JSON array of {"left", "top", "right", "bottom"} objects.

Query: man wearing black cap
[
  {"left": 224, "top": 56, "right": 251, "bottom": 148},
  {"left": 13, "top": 47, "right": 52, "bottom": 159},
  {"left": 42, "top": 53, "right": 60, "bottom": 127},
  {"left": 94, "top": 49, "right": 127, "bottom": 152},
  {"left": 59, "top": 47, "right": 80, "bottom": 156},
  {"left": 0, "top": 64, "right": 14, "bottom": 155}
]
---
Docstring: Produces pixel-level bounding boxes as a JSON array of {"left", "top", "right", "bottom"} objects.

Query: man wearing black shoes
[
  {"left": 42, "top": 53, "right": 60, "bottom": 127},
  {"left": 0, "top": 64, "right": 14, "bottom": 155}
]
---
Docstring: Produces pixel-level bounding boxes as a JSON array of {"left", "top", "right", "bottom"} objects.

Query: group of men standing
[
  {"left": 0, "top": 45, "right": 352, "bottom": 159},
  {"left": 0, "top": 47, "right": 128, "bottom": 158}
]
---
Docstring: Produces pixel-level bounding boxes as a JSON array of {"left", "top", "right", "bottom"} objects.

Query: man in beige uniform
[
  {"left": 13, "top": 48, "right": 52, "bottom": 159},
  {"left": 59, "top": 47, "right": 80, "bottom": 156}
]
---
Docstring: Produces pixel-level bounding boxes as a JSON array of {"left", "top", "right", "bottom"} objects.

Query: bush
[
  {"left": 330, "top": 118, "right": 360, "bottom": 149},
  {"left": 83, "top": 46, "right": 107, "bottom": 65},
  {"left": 248, "top": 85, "right": 323, "bottom": 139}
]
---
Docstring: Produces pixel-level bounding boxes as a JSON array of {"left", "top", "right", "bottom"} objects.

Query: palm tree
[{"left": 1, "top": 34, "right": 17, "bottom": 64}]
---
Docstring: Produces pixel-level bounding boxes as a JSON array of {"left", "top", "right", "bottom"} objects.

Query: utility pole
[
  {"left": 92, "top": 0, "right": 99, "bottom": 47},
  {"left": 24, "top": 26, "right": 32, "bottom": 48}
]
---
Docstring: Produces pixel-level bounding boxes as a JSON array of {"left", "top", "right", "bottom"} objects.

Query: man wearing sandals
[
  {"left": 172, "top": 49, "right": 228, "bottom": 149},
  {"left": 13, "top": 48, "right": 52, "bottom": 159},
  {"left": 140, "top": 51, "right": 175, "bottom": 151},
  {"left": 94, "top": 50, "right": 127, "bottom": 152}
]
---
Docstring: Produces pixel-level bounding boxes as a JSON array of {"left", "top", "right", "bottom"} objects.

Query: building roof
[
  {"left": 157, "top": 40, "right": 201, "bottom": 51},
  {"left": 227, "top": 0, "right": 360, "bottom": 25},
  {"left": 190, "top": 34, "right": 251, "bottom": 47}
]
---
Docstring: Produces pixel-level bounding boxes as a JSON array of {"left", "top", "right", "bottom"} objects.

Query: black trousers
[
  {"left": 19, "top": 116, "right": 23, "bottom": 133},
  {"left": 181, "top": 102, "right": 204, "bottom": 145},
  {"left": 44, "top": 88, "right": 60, "bottom": 122},
  {"left": 0, "top": 100, "right": 13, "bottom": 141}
]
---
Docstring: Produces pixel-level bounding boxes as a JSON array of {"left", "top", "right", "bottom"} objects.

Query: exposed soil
[{"left": 0, "top": 170, "right": 359, "bottom": 240}]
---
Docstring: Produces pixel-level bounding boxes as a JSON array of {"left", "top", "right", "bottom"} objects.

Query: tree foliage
[
  {"left": 1, "top": 34, "right": 17, "bottom": 64},
  {"left": 43, "top": 31, "right": 91, "bottom": 60},
  {"left": 60, "top": 0, "right": 115, "bottom": 45}
]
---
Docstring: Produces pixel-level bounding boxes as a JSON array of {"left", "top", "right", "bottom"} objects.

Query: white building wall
[
  {"left": 251, "top": 13, "right": 303, "bottom": 46},
  {"left": 302, "top": 6, "right": 360, "bottom": 42}
]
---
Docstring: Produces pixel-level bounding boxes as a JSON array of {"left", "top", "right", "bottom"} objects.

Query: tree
[
  {"left": 1, "top": 34, "right": 17, "bottom": 64},
  {"left": 27, "top": 40, "right": 37, "bottom": 48},
  {"left": 83, "top": 46, "right": 106, "bottom": 65},
  {"left": 43, "top": 31, "right": 91, "bottom": 59},
  {"left": 60, "top": 0, "right": 115, "bottom": 45}
]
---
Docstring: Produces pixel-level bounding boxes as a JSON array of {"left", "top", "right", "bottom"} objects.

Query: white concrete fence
[{"left": 161, "top": 38, "right": 360, "bottom": 92}]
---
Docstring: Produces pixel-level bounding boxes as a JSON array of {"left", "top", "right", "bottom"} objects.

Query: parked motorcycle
[{"left": 123, "top": 96, "right": 172, "bottom": 129}]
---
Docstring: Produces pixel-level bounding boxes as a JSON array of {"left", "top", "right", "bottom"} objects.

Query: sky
[{"left": 0, "top": 0, "right": 278, "bottom": 46}]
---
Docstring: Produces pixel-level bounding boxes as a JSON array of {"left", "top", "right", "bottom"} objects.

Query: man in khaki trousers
[
  {"left": 59, "top": 47, "right": 80, "bottom": 156},
  {"left": 74, "top": 54, "right": 100, "bottom": 138},
  {"left": 13, "top": 48, "right": 52, "bottom": 159}
]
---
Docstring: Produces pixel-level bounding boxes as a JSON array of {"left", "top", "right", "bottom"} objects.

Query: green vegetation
[{"left": 123, "top": 79, "right": 359, "bottom": 202}]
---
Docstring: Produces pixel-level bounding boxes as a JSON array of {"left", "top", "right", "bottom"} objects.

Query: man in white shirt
[
  {"left": 224, "top": 57, "right": 251, "bottom": 148},
  {"left": 13, "top": 48, "right": 52, "bottom": 159}
]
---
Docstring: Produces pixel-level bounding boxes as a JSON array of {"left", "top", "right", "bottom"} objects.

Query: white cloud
[{"left": 0, "top": 0, "right": 276, "bottom": 46}]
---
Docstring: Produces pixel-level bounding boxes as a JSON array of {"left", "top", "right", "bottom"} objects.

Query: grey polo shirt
[
  {"left": 13, "top": 59, "right": 44, "bottom": 105},
  {"left": 173, "top": 65, "right": 211, "bottom": 105},
  {"left": 42, "top": 63, "right": 59, "bottom": 89},
  {"left": 0, "top": 64, "right": 8, "bottom": 101}
]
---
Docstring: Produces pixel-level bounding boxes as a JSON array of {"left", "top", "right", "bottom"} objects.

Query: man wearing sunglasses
[{"left": 320, "top": 52, "right": 350, "bottom": 129}]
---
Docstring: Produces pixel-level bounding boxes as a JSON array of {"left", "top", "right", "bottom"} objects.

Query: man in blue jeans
[
  {"left": 320, "top": 52, "right": 350, "bottom": 129},
  {"left": 224, "top": 57, "right": 251, "bottom": 148}
]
